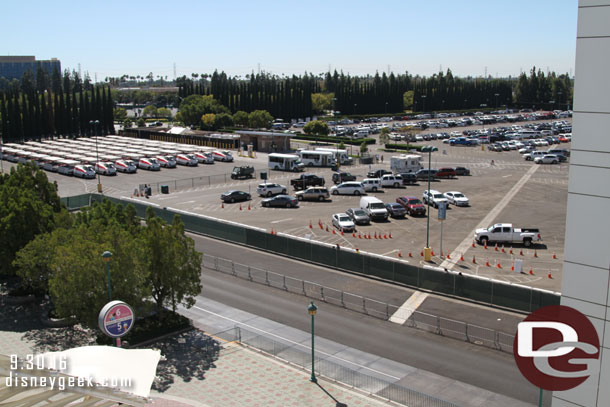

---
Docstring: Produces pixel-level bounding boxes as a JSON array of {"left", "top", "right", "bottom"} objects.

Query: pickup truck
[
  {"left": 367, "top": 169, "right": 391, "bottom": 178},
  {"left": 474, "top": 223, "right": 541, "bottom": 247},
  {"left": 290, "top": 173, "right": 325, "bottom": 190},
  {"left": 332, "top": 171, "right": 356, "bottom": 184},
  {"left": 230, "top": 166, "right": 254, "bottom": 179}
]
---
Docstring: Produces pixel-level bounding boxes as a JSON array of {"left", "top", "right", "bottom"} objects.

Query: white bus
[
  {"left": 314, "top": 148, "right": 353, "bottom": 165},
  {"left": 297, "top": 150, "right": 337, "bottom": 167},
  {"left": 268, "top": 153, "right": 305, "bottom": 172}
]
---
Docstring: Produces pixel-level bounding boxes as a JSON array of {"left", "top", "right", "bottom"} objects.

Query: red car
[
  {"left": 396, "top": 196, "right": 427, "bottom": 216},
  {"left": 436, "top": 167, "right": 457, "bottom": 178}
]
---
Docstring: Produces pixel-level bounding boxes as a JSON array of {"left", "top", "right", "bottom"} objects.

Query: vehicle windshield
[
  {"left": 454, "top": 193, "right": 464, "bottom": 198},
  {"left": 370, "top": 203, "right": 385, "bottom": 209},
  {"left": 434, "top": 194, "right": 445, "bottom": 199},
  {"left": 339, "top": 216, "right": 350, "bottom": 222},
  {"left": 409, "top": 199, "right": 422, "bottom": 205},
  {"left": 354, "top": 210, "right": 366, "bottom": 216}
]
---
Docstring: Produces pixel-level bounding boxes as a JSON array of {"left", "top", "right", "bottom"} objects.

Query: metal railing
[
  {"left": 213, "top": 325, "right": 460, "bottom": 407},
  {"left": 203, "top": 253, "right": 515, "bottom": 354}
]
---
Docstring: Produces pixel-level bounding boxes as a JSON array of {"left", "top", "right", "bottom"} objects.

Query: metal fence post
[
  {"left": 362, "top": 297, "right": 366, "bottom": 313},
  {"left": 192, "top": 178, "right": 194, "bottom": 188},
  {"left": 265, "top": 270, "right": 269, "bottom": 285},
  {"left": 320, "top": 286, "right": 325, "bottom": 302},
  {"left": 214, "top": 258, "right": 218, "bottom": 270},
  {"left": 495, "top": 331, "right": 501, "bottom": 350},
  {"left": 248, "top": 266, "right": 252, "bottom": 281},
  {"left": 282, "top": 275, "right": 287, "bottom": 290},
  {"left": 340, "top": 292, "right": 345, "bottom": 307},
  {"left": 302, "top": 280, "right": 306, "bottom": 295},
  {"left": 386, "top": 303, "right": 390, "bottom": 319},
  {"left": 232, "top": 261, "right": 236, "bottom": 276},
  {"left": 436, "top": 317, "right": 442, "bottom": 335},
  {"left": 465, "top": 324, "right": 470, "bottom": 342}
]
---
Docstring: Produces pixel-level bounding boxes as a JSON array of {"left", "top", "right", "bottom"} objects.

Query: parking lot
[{"left": 8, "top": 119, "right": 569, "bottom": 293}]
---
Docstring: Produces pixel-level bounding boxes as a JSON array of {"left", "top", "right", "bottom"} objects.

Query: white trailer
[{"left": 390, "top": 154, "right": 423, "bottom": 173}]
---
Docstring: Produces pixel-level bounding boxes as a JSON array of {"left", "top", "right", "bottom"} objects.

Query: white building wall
[{"left": 553, "top": 1, "right": 610, "bottom": 406}]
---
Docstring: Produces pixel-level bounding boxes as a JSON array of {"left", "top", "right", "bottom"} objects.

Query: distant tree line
[
  {"left": 177, "top": 68, "right": 573, "bottom": 118},
  {"left": 0, "top": 67, "right": 115, "bottom": 143}
]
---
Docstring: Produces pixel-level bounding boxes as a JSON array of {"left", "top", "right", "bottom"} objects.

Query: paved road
[{"left": 194, "top": 269, "right": 549, "bottom": 406}]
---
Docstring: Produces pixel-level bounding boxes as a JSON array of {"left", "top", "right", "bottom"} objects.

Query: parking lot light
[
  {"left": 90, "top": 120, "right": 102, "bottom": 193},
  {"left": 421, "top": 146, "right": 437, "bottom": 261},
  {"left": 307, "top": 301, "right": 318, "bottom": 383}
]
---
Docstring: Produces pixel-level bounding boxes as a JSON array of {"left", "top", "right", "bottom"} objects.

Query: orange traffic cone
[
  {"left": 497, "top": 261, "right": 502, "bottom": 269},
  {"left": 511, "top": 261, "right": 515, "bottom": 271},
  {"left": 239, "top": 204, "right": 242, "bottom": 210},
  {"left": 484, "top": 242, "right": 488, "bottom": 250},
  {"left": 332, "top": 229, "right": 336, "bottom": 235},
  {"left": 325, "top": 225, "right": 329, "bottom": 232},
  {"left": 509, "top": 247, "right": 513, "bottom": 255},
  {"left": 431, "top": 249, "right": 435, "bottom": 256},
  {"left": 367, "top": 233, "right": 371, "bottom": 239},
  {"left": 552, "top": 252, "right": 557, "bottom": 259},
  {"left": 472, "top": 240, "right": 476, "bottom": 248},
  {"left": 398, "top": 251, "right": 402, "bottom": 258},
  {"left": 341, "top": 230, "right": 344, "bottom": 236},
  {"left": 501, "top": 245, "right": 505, "bottom": 253},
  {"left": 248, "top": 203, "right": 251, "bottom": 210},
  {"left": 534, "top": 250, "right": 538, "bottom": 258},
  {"left": 352, "top": 232, "right": 356, "bottom": 238},
  {"left": 520, "top": 249, "right": 524, "bottom": 256},
  {"left": 374, "top": 232, "right": 378, "bottom": 239},
  {"left": 384, "top": 234, "right": 388, "bottom": 239},
  {"left": 408, "top": 252, "right": 413, "bottom": 258},
  {"left": 486, "top": 258, "right": 490, "bottom": 267},
  {"left": 446, "top": 253, "right": 451, "bottom": 259},
  {"left": 309, "top": 221, "right": 312, "bottom": 228},
  {"left": 460, "top": 254, "right": 464, "bottom": 261},
  {"left": 389, "top": 232, "right": 392, "bottom": 239},
  {"left": 356, "top": 248, "right": 360, "bottom": 253},
  {"left": 420, "top": 250, "right": 424, "bottom": 257},
  {"left": 529, "top": 267, "right": 534, "bottom": 275},
  {"left": 222, "top": 202, "right": 225, "bottom": 208},
  {"left": 494, "top": 243, "right": 498, "bottom": 252},
  {"left": 358, "top": 233, "right": 362, "bottom": 239},
  {"left": 472, "top": 255, "right": 477, "bottom": 264},
  {"left": 548, "top": 271, "right": 553, "bottom": 279}
]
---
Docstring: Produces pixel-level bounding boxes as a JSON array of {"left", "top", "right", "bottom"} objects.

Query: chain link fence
[
  {"left": 213, "top": 325, "right": 460, "bottom": 407},
  {"left": 146, "top": 168, "right": 274, "bottom": 194},
  {"left": 204, "top": 253, "right": 515, "bottom": 354}
]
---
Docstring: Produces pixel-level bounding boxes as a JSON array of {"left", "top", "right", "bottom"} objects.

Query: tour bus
[
  {"left": 297, "top": 150, "right": 337, "bottom": 167},
  {"left": 314, "top": 148, "right": 353, "bottom": 165},
  {"left": 268, "top": 153, "right": 305, "bottom": 172}
]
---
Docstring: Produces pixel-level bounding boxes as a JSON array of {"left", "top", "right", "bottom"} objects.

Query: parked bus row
[
  {"left": 268, "top": 148, "right": 353, "bottom": 172},
  {"left": 0, "top": 136, "right": 235, "bottom": 178}
]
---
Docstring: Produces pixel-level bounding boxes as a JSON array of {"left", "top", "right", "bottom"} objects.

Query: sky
[{"left": 1, "top": 0, "right": 578, "bottom": 80}]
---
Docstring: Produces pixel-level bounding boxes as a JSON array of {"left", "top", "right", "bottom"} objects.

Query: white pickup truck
[{"left": 474, "top": 223, "right": 541, "bottom": 247}]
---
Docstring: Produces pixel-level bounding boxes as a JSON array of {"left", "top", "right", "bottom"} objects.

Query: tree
[
  {"left": 137, "top": 117, "right": 146, "bottom": 127},
  {"left": 338, "top": 141, "right": 346, "bottom": 150},
  {"left": 360, "top": 141, "right": 368, "bottom": 153},
  {"left": 123, "top": 118, "right": 133, "bottom": 128},
  {"left": 248, "top": 110, "right": 273, "bottom": 129},
  {"left": 141, "top": 208, "right": 202, "bottom": 314},
  {"left": 157, "top": 107, "right": 172, "bottom": 119},
  {"left": 378, "top": 127, "right": 390, "bottom": 146},
  {"left": 311, "top": 92, "right": 334, "bottom": 114},
  {"left": 114, "top": 107, "right": 127, "bottom": 122},
  {"left": 303, "top": 120, "right": 329, "bottom": 142},
  {"left": 142, "top": 105, "right": 158, "bottom": 118},
  {"left": 178, "top": 95, "right": 229, "bottom": 127},
  {"left": 0, "top": 163, "right": 63, "bottom": 276},
  {"left": 232, "top": 111, "right": 249, "bottom": 127},
  {"left": 403, "top": 91, "right": 414, "bottom": 110},
  {"left": 201, "top": 113, "right": 215, "bottom": 129},
  {"left": 213, "top": 113, "right": 233, "bottom": 129}
]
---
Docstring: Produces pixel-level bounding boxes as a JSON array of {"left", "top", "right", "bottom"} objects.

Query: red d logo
[{"left": 513, "top": 305, "right": 600, "bottom": 391}]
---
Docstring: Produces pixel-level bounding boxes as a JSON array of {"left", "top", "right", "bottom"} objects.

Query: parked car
[
  {"left": 115, "top": 160, "right": 137, "bottom": 173},
  {"left": 444, "top": 191, "right": 470, "bottom": 207},
  {"left": 398, "top": 173, "right": 418, "bottom": 184},
  {"left": 361, "top": 178, "right": 381, "bottom": 192},
  {"left": 454, "top": 167, "right": 470, "bottom": 176},
  {"left": 423, "top": 189, "right": 449, "bottom": 208},
  {"left": 436, "top": 168, "right": 456, "bottom": 179},
  {"left": 231, "top": 166, "right": 254, "bottom": 179},
  {"left": 345, "top": 208, "right": 371, "bottom": 225},
  {"left": 261, "top": 194, "right": 299, "bottom": 208},
  {"left": 138, "top": 157, "right": 161, "bottom": 171},
  {"left": 330, "top": 182, "right": 365, "bottom": 196},
  {"left": 523, "top": 151, "right": 546, "bottom": 161},
  {"left": 396, "top": 196, "right": 426, "bottom": 216},
  {"left": 194, "top": 151, "right": 215, "bottom": 164},
  {"left": 380, "top": 174, "right": 403, "bottom": 188},
  {"left": 73, "top": 165, "right": 96, "bottom": 179},
  {"left": 332, "top": 171, "right": 356, "bottom": 184},
  {"left": 95, "top": 162, "right": 117, "bottom": 175},
  {"left": 213, "top": 150, "right": 234, "bottom": 162},
  {"left": 367, "top": 169, "right": 392, "bottom": 178},
  {"left": 295, "top": 187, "right": 330, "bottom": 201},
  {"left": 256, "top": 183, "right": 287, "bottom": 197},
  {"left": 176, "top": 153, "right": 198, "bottom": 166},
  {"left": 534, "top": 154, "right": 560, "bottom": 164},
  {"left": 156, "top": 155, "right": 177, "bottom": 168},
  {"left": 331, "top": 213, "right": 356, "bottom": 233},
  {"left": 415, "top": 169, "right": 437, "bottom": 181},
  {"left": 221, "top": 190, "right": 251, "bottom": 203},
  {"left": 385, "top": 203, "right": 407, "bottom": 218}
]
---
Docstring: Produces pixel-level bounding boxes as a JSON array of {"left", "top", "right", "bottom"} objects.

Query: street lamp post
[
  {"left": 90, "top": 120, "right": 102, "bottom": 193},
  {"left": 422, "top": 146, "right": 437, "bottom": 261},
  {"left": 307, "top": 301, "right": 318, "bottom": 383},
  {"left": 102, "top": 251, "right": 113, "bottom": 300}
]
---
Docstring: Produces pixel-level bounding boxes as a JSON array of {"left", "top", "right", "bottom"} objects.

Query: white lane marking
[
  {"left": 388, "top": 291, "right": 428, "bottom": 324},
  {"left": 382, "top": 249, "right": 399, "bottom": 256},
  {"left": 502, "top": 175, "right": 511, "bottom": 178},
  {"left": 178, "top": 200, "right": 196, "bottom": 205},
  {"left": 441, "top": 164, "right": 539, "bottom": 269},
  {"left": 190, "top": 304, "right": 401, "bottom": 380},
  {"left": 270, "top": 218, "right": 293, "bottom": 224}
]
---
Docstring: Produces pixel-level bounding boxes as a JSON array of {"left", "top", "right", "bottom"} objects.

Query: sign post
[
  {"left": 438, "top": 202, "right": 446, "bottom": 257},
  {"left": 98, "top": 300, "right": 135, "bottom": 348}
]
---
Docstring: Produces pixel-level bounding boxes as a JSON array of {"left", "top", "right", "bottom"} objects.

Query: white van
[
  {"left": 361, "top": 178, "right": 381, "bottom": 192},
  {"left": 359, "top": 196, "right": 388, "bottom": 221}
]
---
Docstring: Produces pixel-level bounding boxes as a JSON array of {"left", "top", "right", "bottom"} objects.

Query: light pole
[
  {"left": 90, "top": 120, "right": 102, "bottom": 193},
  {"left": 422, "top": 146, "right": 437, "bottom": 261},
  {"left": 421, "top": 95, "right": 427, "bottom": 113},
  {"left": 307, "top": 301, "right": 318, "bottom": 383},
  {"left": 102, "top": 251, "right": 113, "bottom": 300}
]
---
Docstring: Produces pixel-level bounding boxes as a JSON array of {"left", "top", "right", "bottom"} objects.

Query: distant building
[{"left": 0, "top": 56, "right": 61, "bottom": 81}]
